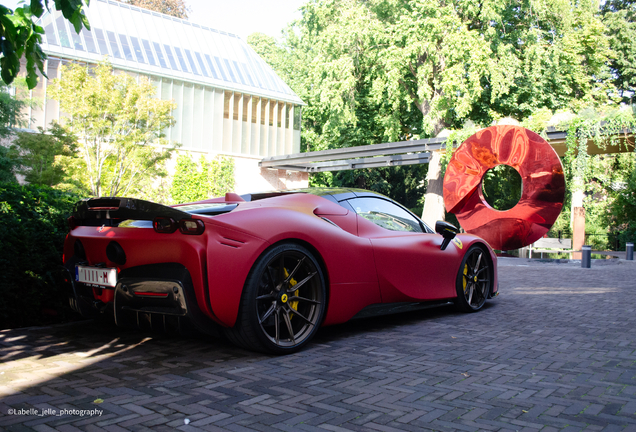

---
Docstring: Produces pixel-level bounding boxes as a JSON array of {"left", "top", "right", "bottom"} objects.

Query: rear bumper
[{"left": 64, "top": 262, "right": 220, "bottom": 336}]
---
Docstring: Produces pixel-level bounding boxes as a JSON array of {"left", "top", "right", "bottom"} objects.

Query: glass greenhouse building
[{"left": 25, "top": 0, "right": 304, "bottom": 161}]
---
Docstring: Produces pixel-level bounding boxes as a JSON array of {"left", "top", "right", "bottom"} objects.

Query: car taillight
[
  {"left": 153, "top": 217, "right": 204, "bottom": 235},
  {"left": 153, "top": 217, "right": 178, "bottom": 233},
  {"left": 179, "top": 219, "right": 205, "bottom": 235}
]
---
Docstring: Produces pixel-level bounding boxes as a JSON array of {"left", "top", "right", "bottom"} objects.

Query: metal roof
[
  {"left": 37, "top": 0, "right": 303, "bottom": 105},
  {"left": 260, "top": 128, "right": 635, "bottom": 172}
]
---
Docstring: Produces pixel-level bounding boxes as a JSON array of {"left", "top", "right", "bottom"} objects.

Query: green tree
[
  {"left": 251, "top": 0, "right": 618, "bottom": 217},
  {"left": 170, "top": 154, "right": 235, "bottom": 204},
  {"left": 268, "top": 0, "right": 614, "bottom": 146},
  {"left": 0, "top": 80, "right": 27, "bottom": 183},
  {"left": 0, "top": 81, "right": 26, "bottom": 136},
  {"left": 602, "top": 0, "right": 636, "bottom": 104},
  {"left": 0, "top": 146, "right": 17, "bottom": 183},
  {"left": 114, "top": 0, "right": 188, "bottom": 18},
  {"left": 48, "top": 61, "right": 176, "bottom": 197},
  {"left": 0, "top": 0, "right": 90, "bottom": 88},
  {"left": 9, "top": 122, "right": 78, "bottom": 187},
  {"left": 0, "top": 183, "right": 80, "bottom": 329}
]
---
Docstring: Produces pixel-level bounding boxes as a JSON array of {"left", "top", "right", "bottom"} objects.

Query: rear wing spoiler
[{"left": 72, "top": 197, "right": 192, "bottom": 222}]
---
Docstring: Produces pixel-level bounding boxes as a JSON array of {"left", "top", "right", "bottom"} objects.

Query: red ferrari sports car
[{"left": 63, "top": 188, "right": 498, "bottom": 354}]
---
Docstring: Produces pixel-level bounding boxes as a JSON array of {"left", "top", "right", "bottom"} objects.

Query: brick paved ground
[{"left": 1, "top": 258, "right": 635, "bottom": 431}]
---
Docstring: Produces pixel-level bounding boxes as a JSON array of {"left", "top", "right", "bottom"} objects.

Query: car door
[{"left": 345, "top": 197, "right": 460, "bottom": 303}]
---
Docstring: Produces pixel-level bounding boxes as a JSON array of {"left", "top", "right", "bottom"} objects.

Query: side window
[{"left": 348, "top": 197, "right": 424, "bottom": 233}]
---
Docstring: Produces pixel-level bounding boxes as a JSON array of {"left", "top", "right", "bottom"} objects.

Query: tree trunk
[{"left": 421, "top": 150, "right": 446, "bottom": 228}]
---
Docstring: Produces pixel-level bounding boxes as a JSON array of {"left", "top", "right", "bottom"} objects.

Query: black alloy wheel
[
  {"left": 226, "top": 243, "right": 326, "bottom": 354},
  {"left": 455, "top": 245, "right": 492, "bottom": 312}
]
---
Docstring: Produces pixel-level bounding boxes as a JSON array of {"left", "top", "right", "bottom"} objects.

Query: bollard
[
  {"left": 581, "top": 245, "right": 591, "bottom": 268},
  {"left": 627, "top": 242, "right": 634, "bottom": 261}
]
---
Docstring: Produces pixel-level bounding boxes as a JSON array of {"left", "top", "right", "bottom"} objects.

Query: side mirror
[{"left": 435, "top": 221, "right": 459, "bottom": 251}]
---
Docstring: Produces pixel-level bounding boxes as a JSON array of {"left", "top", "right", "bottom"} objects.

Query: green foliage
[
  {"left": 330, "top": 165, "right": 428, "bottom": 213},
  {"left": 563, "top": 107, "right": 636, "bottom": 191},
  {"left": 0, "top": 145, "right": 17, "bottom": 183},
  {"left": 248, "top": 0, "right": 635, "bottom": 247},
  {"left": 481, "top": 164, "right": 522, "bottom": 211},
  {"left": 115, "top": 0, "right": 189, "bottom": 18},
  {"left": 610, "top": 156, "right": 636, "bottom": 248},
  {"left": 602, "top": 0, "right": 636, "bottom": 103},
  {"left": 170, "top": 154, "right": 235, "bottom": 204},
  {"left": 0, "top": 81, "right": 27, "bottom": 136},
  {"left": 0, "top": 0, "right": 90, "bottom": 89},
  {"left": 548, "top": 107, "right": 636, "bottom": 248},
  {"left": 0, "top": 183, "right": 82, "bottom": 329},
  {"left": 9, "top": 122, "right": 79, "bottom": 187},
  {"left": 252, "top": 0, "right": 616, "bottom": 156},
  {"left": 48, "top": 61, "right": 177, "bottom": 197}
]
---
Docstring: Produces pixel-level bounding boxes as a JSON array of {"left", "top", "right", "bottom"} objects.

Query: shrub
[
  {"left": 0, "top": 184, "right": 81, "bottom": 329},
  {"left": 170, "top": 154, "right": 235, "bottom": 203}
]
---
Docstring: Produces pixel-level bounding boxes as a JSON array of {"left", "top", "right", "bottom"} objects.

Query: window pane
[
  {"left": 153, "top": 42, "right": 167, "bottom": 68},
  {"left": 43, "top": 14, "right": 58, "bottom": 45},
  {"left": 185, "top": 50, "right": 200, "bottom": 75},
  {"left": 118, "top": 34, "right": 134, "bottom": 60},
  {"left": 214, "top": 56, "right": 228, "bottom": 81},
  {"left": 348, "top": 198, "right": 423, "bottom": 233},
  {"left": 253, "top": 61, "right": 274, "bottom": 90},
  {"left": 130, "top": 37, "right": 145, "bottom": 63},
  {"left": 173, "top": 47, "right": 189, "bottom": 72},
  {"left": 232, "top": 60, "right": 246, "bottom": 85},
  {"left": 204, "top": 54, "right": 220, "bottom": 79},
  {"left": 277, "top": 103, "right": 283, "bottom": 127},
  {"left": 240, "top": 63, "right": 255, "bottom": 86},
  {"left": 56, "top": 15, "right": 71, "bottom": 48},
  {"left": 223, "top": 59, "right": 238, "bottom": 83},
  {"left": 195, "top": 52, "right": 209, "bottom": 77},
  {"left": 82, "top": 29, "right": 98, "bottom": 53},
  {"left": 94, "top": 29, "right": 109, "bottom": 55},
  {"left": 163, "top": 44, "right": 179, "bottom": 70},
  {"left": 106, "top": 31, "right": 122, "bottom": 58},
  {"left": 71, "top": 28, "right": 84, "bottom": 50},
  {"left": 142, "top": 40, "right": 156, "bottom": 66}
]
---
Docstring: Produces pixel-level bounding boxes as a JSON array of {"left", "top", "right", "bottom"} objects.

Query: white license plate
[{"left": 75, "top": 266, "right": 117, "bottom": 288}]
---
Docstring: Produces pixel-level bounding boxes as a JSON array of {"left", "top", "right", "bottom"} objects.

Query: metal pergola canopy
[
  {"left": 259, "top": 128, "right": 634, "bottom": 173},
  {"left": 259, "top": 136, "right": 446, "bottom": 172}
]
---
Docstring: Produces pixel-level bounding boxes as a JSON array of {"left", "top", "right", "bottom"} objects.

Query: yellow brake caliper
[
  {"left": 283, "top": 268, "right": 299, "bottom": 317},
  {"left": 463, "top": 264, "right": 468, "bottom": 293}
]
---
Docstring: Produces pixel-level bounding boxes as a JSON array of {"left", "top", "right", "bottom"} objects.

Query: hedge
[{"left": 0, "top": 184, "right": 81, "bottom": 329}]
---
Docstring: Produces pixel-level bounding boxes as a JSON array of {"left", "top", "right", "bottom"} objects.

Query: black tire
[
  {"left": 225, "top": 243, "right": 327, "bottom": 354},
  {"left": 455, "top": 245, "right": 492, "bottom": 312}
]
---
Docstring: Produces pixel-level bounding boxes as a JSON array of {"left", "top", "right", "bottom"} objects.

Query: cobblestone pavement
[{"left": 1, "top": 259, "right": 635, "bottom": 431}]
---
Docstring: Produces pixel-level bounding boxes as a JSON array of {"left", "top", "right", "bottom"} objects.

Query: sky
[{"left": 2, "top": 0, "right": 307, "bottom": 41}]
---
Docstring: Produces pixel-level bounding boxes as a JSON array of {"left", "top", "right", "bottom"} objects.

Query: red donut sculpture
[{"left": 443, "top": 125, "right": 565, "bottom": 250}]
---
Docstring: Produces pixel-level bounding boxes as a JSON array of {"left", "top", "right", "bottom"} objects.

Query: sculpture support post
[
  {"left": 571, "top": 187, "right": 585, "bottom": 259},
  {"left": 422, "top": 150, "right": 445, "bottom": 228}
]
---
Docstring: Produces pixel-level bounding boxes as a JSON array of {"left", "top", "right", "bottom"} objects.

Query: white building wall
[{"left": 20, "top": 58, "right": 307, "bottom": 195}]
